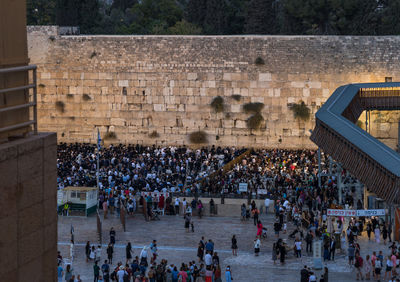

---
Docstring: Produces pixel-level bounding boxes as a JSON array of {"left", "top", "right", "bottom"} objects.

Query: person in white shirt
[
  {"left": 174, "top": 197, "right": 180, "bottom": 215},
  {"left": 254, "top": 238, "right": 261, "bottom": 256},
  {"left": 308, "top": 272, "right": 317, "bottom": 282},
  {"left": 205, "top": 252, "right": 212, "bottom": 266},
  {"left": 264, "top": 198, "right": 270, "bottom": 214},
  {"left": 294, "top": 238, "right": 302, "bottom": 258},
  {"left": 117, "top": 267, "right": 127, "bottom": 282}
]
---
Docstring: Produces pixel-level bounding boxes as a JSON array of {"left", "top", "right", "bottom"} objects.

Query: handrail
[{"left": 0, "top": 65, "right": 38, "bottom": 135}]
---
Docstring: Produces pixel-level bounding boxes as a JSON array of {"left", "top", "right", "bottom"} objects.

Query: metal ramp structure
[{"left": 311, "top": 83, "right": 400, "bottom": 205}]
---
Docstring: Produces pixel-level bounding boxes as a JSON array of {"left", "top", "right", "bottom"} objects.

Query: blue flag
[{"left": 97, "top": 129, "right": 101, "bottom": 150}]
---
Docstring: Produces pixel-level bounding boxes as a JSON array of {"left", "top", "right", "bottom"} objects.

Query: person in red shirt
[
  {"left": 158, "top": 194, "right": 165, "bottom": 210},
  {"left": 355, "top": 253, "right": 364, "bottom": 280},
  {"left": 178, "top": 267, "right": 188, "bottom": 282}
]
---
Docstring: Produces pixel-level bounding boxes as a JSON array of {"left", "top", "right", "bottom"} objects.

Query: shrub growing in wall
[
  {"left": 290, "top": 101, "right": 311, "bottom": 121},
  {"left": 104, "top": 132, "right": 117, "bottom": 140},
  {"left": 82, "top": 94, "right": 92, "bottom": 101},
  {"left": 246, "top": 112, "right": 264, "bottom": 129},
  {"left": 255, "top": 57, "right": 265, "bottom": 65},
  {"left": 55, "top": 101, "right": 65, "bottom": 113},
  {"left": 231, "top": 94, "right": 241, "bottom": 101},
  {"left": 243, "top": 102, "right": 264, "bottom": 114},
  {"left": 189, "top": 131, "right": 208, "bottom": 144},
  {"left": 149, "top": 131, "right": 160, "bottom": 138},
  {"left": 210, "top": 96, "right": 224, "bottom": 113}
]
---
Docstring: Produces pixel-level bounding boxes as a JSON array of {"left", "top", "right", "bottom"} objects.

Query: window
[
  {"left": 385, "top": 77, "right": 392, "bottom": 82},
  {"left": 122, "top": 87, "right": 127, "bottom": 95}
]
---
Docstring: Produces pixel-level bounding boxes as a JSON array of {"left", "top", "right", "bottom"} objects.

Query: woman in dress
[
  {"left": 85, "top": 241, "right": 91, "bottom": 262},
  {"left": 106, "top": 243, "right": 113, "bottom": 264},
  {"left": 241, "top": 204, "right": 246, "bottom": 221},
  {"left": 272, "top": 243, "right": 277, "bottom": 264},
  {"left": 126, "top": 242, "right": 133, "bottom": 264},
  {"left": 364, "top": 254, "right": 372, "bottom": 280},
  {"left": 214, "top": 265, "right": 222, "bottom": 282},
  {"left": 256, "top": 221, "right": 263, "bottom": 238},
  {"left": 197, "top": 242, "right": 204, "bottom": 262},
  {"left": 231, "top": 235, "right": 238, "bottom": 256},
  {"left": 374, "top": 224, "right": 381, "bottom": 243}
]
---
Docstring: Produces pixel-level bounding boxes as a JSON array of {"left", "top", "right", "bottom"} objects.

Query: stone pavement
[{"left": 58, "top": 212, "right": 392, "bottom": 281}]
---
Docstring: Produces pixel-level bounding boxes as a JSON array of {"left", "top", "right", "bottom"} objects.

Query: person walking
[
  {"left": 366, "top": 221, "right": 372, "bottom": 241},
  {"left": 294, "top": 237, "right": 302, "bottom": 258},
  {"left": 231, "top": 235, "right": 238, "bottom": 256},
  {"left": 384, "top": 255, "right": 393, "bottom": 281},
  {"left": 375, "top": 256, "right": 382, "bottom": 281},
  {"left": 264, "top": 198, "right": 270, "bottom": 215},
  {"left": 197, "top": 242, "right": 204, "bottom": 263},
  {"left": 254, "top": 238, "right": 261, "bottom": 256},
  {"left": 305, "top": 231, "right": 313, "bottom": 254},
  {"left": 300, "top": 265, "right": 309, "bottom": 282},
  {"left": 355, "top": 253, "right": 364, "bottom": 280},
  {"left": 101, "top": 260, "right": 110, "bottom": 282},
  {"left": 348, "top": 244, "right": 355, "bottom": 266},
  {"left": 241, "top": 204, "right": 246, "bottom": 221},
  {"left": 256, "top": 221, "right": 263, "bottom": 238},
  {"left": 106, "top": 243, "right": 113, "bottom": 264},
  {"left": 382, "top": 225, "right": 388, "bottom": 245},
  {"left": 65, "top": 264, "right": 73, "bottom": 282},
  {"left": 225, "top": 266, "right": 232, "bottom": 282},
  {"left": 364, "top": 255, "right": 372, "bottom": 281},
  {"left": 57, "top": 263, "right": 64, "bottom": 282},
  {"left": 110, "top": 227, "right": 116, "bottom": 245},
  {"left": 86, "top": 241, "right": 91, "bottom": 263},
  {"left": 321, "top": 267, "right": 328, "bottom": 282},
  {"left": 174, "top": 197, "right": 180, "bottom": 215},
  {"left": 93, "top": 261, "right": 100, "bottom": 282},
  {"left": 329, "top": 238, "right": 336, "bottom": 261},
  {"left": 272, "top": 243, "right": 277, "bottom": 264},
  {"left": 374, "top": 224, "right": 381, "bottom": 244},
  {"left": 126, "top": 242, "right": 133, "bottom": 264}
]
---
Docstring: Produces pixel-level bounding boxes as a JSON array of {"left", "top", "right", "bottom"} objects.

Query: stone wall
[
  {"left": 27, "top": 26, "right": 400, "bottom": 148},
  {"left": 0, "top": 132, "right": 57, "bottom": 281}
]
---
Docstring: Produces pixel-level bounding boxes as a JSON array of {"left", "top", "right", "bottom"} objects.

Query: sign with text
[
  {"left": 313, "top": 240, "right": 323, "bottom": 270},
  {"left": 239, "top": 183, "right": 248, "bottom": 192},
  {"left": 327, "top": 209, "right": 385, "bottom": 217},
  {"left": 257, "top": 189, "right": 268, "bottom": 195}
]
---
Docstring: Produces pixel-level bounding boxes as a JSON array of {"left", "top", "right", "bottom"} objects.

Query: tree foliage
[{"left": 26, "top": 0, "right": 400, "bottom": 35}]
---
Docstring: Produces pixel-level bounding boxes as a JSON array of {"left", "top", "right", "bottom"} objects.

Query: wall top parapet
[{"left": 27, "top": 26, "right": 400, "bottom": 40}]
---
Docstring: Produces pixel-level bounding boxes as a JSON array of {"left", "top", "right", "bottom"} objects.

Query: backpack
[{"left": 110, "top": 271, "right": 117, "bottom": 281}]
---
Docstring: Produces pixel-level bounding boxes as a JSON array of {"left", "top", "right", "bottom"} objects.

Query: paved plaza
[{"left": 56, "top": 211, "right": 390, "bottom": 281}]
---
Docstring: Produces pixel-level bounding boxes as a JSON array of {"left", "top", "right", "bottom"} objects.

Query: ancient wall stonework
[{"left": 27, "top": 26, "right": 400, "bottom": 148}]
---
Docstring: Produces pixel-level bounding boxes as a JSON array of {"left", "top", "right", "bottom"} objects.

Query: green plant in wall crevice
[
  {"left": 289, "top": 101, "right": 311, "bottom": 121},
  {"left": 210, "top": 96, "right": 224, "bottom": 113}
]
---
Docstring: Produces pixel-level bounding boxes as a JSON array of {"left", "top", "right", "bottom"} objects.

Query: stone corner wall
[{"left": 0, "top": 132, "right": 57, "bottom": 281}]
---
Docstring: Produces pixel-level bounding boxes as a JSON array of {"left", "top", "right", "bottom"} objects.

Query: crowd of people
[
  {"left": 58, "top": 230, "right": 233, "bottom": 282},
  {"left": 56, "top": 143, "right": 398, "bottom": 281}
]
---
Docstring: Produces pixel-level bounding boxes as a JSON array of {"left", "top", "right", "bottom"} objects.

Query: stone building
[{"left": 0, "top": 2, "right": 57, "bottom": 281}]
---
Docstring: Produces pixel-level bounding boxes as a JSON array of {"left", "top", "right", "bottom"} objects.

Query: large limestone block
[{"left": 259, "top": 73, "right": 272, "bottom": 81}]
